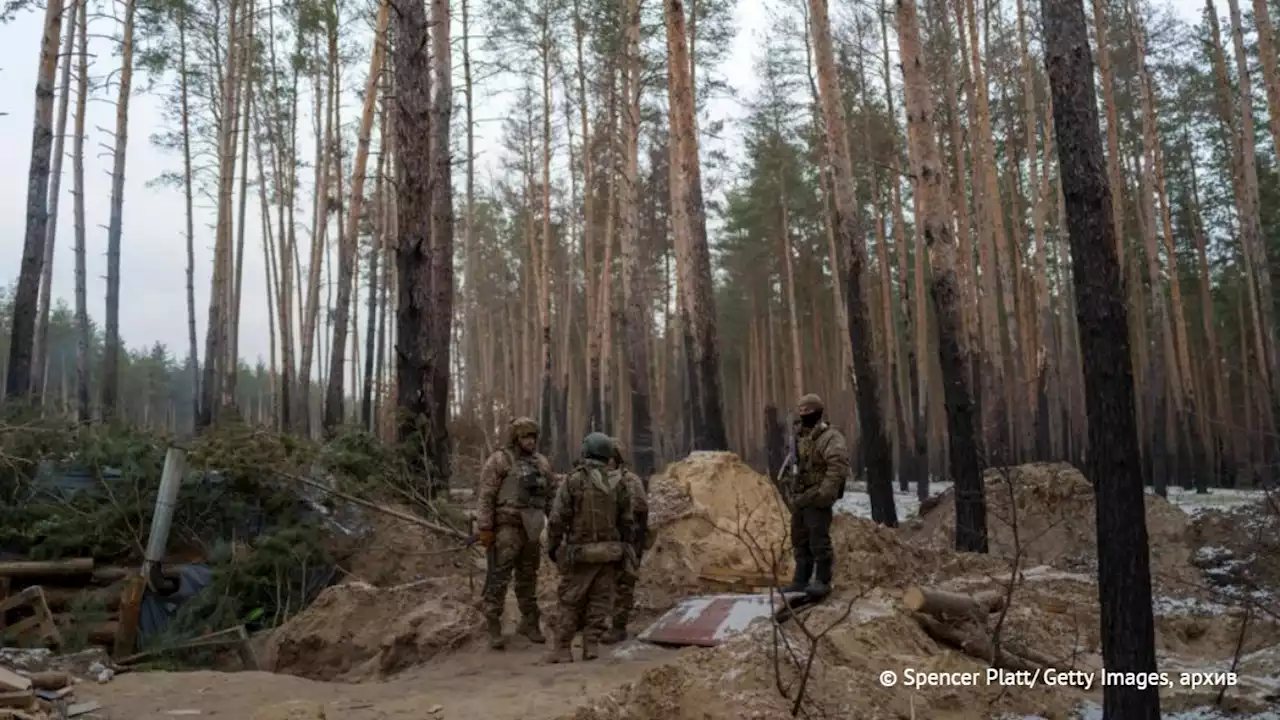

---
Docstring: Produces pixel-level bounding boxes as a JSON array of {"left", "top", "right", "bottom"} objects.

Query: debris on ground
[
  {"left": 1188, "top": 497, "right": 1280, "bottom": 598},
  {"left": 0, "top": 656, "right": 101, "bottom": 719}
]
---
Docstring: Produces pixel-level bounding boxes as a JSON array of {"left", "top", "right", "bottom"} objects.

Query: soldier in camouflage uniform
[
  {"left": 544, "top": 432, "right": 635, "bottom": 663},
  {"left": 476, "top": 417, "right": 560, "bottom": 650},
  {"left": 603, "top": 436, "right": 648, "bottom": 644},
  {"left": 782, "top": 394, "right": 850, "bottom": 598}
]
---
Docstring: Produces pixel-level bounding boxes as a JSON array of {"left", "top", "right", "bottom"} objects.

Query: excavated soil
[
  {"left": 336, "top": 504, "right": 478, "bottom": 587},
  {"left": 1188, "top": 496, "right": 1280, "bottom": 597},
  {"left": 260, "top": 578, "right": 483, "bottom": 681},
  {"left": 906, "top": 463, "right": 1202, "bottom": 589}
]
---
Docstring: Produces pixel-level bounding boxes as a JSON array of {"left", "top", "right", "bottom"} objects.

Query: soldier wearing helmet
[
  {"left": 476, "top": 417, "right": 561, "bottom": 649},
  {"left": 783, "top": 393, "right": 849, "bottom": 598},
  {"left": 603, "top": 436, "right": 649, "bottom": 644},
  {"left": 543, "top": 432, "right": 635, "bottom": 663}
]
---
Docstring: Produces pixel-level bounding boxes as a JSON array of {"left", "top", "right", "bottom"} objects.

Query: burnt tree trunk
[{"left": 1042, "top": 0, "right": 1160, "bottom": 716}]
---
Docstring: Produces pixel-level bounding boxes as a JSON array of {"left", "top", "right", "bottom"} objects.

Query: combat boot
[
  {"left": 581, "top": 636, "right": 599, "bottom": 661},
  {"left": 543, "top": 639, "right": 573, "bottom": 664},
  {"left": 782, "top": 558, "right": 812, "bottom": 594},
  {"left": 806, "top": 557, "right": 832, "bottom": 599},
  {"left": 486, "top": 617, "right": 506, "bottom": 650},
  {"left": 517, "top": 614, "right": 546, "bottom": 643},
  {"left": 601, "top": 620, "right": 626, "bottom": 645}
]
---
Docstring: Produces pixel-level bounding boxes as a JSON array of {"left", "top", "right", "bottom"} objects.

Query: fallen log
[
  {"left": 91, "top": 566, "right": 182, "bottom": 585},
  {"left": 21, "top": 674, "right": 66, "bottom": 692},
  {"left": 0, "top": 560, "right": 93, "bottom": 578},
  {"left": 903, "top": 586, "right": 1006, "bottom": 620},
  {"left": 42, "top": 586, "right": 121, "bottom": 611},
  {"left": 912, "top": 613, "right": 1044, "bottom": 673}
]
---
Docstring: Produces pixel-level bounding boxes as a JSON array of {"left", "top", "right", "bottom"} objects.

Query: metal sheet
[{"left": 638, "top": 592, "right": 807, "bottom": 647}]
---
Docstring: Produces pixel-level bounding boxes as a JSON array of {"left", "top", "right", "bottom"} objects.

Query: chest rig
[{"left": 497, "top": 449, "right": 550, "bottom": 511}]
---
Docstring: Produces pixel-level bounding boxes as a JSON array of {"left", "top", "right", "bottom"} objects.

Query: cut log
[
  {"left": 22, "top": 673, "right": 66, "bottom": 691},
  {"left": 903, "top": 586, "right": 1006, "bottom": 619},
  {"left": 0, "top": 560, "right": 93, "bottom": 578},
  {"left": 0, "top": 669, "right": 30, "bottom": 693},
  {"left": 0, "top": 691, "right": 33, "bottom": 710},
  {"left": 912, "top": 613, "right": 1044, "bottom": 673},
  {"left": 91, "top": 565, "right": 181, "bottom": 584}
]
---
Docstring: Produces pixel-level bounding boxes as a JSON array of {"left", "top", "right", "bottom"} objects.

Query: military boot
[
  {"left": 601, "top": 620, "right": 626, "bottom": 645},
  {"left": 486, "top": 617, "right": 506, "bottom": 650},
  {"left": 806, "top": 557, "right": 832, "bottom": 599},
  {"left": 581, "top": 636, "right": 600, "bottom": 661},
  {"left": 782, "top": 557, "right": 812, "bottom": 594},
  {"left": 543, "top": 637, "right": 573, "bottom": 664},
  {"left": 517, "top": 613, "right": 546, "bottom": 643}
]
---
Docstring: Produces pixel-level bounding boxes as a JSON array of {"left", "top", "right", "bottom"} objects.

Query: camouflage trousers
[
  {"left": 552, "top": 562, "right": 618, "bottom": 648},
  {"left": 481, "top": 523, "right": 542, "bottom": 622},
  {"left": 611, "top": 545, "right": 643, "bottom": 628}
]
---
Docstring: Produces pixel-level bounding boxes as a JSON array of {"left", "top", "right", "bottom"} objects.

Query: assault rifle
[{"left": 774, "top": 412, "right": 798, "bottom": 511}]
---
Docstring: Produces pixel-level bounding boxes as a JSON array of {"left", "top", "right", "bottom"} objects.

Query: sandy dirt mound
[
  {"left": 333, "top": 504, "right": 477, "bottom": 587},
  {"left": 1188, "top": 497, "right": 1280, "bottom": 597},
  {"left": 261, "top": 577, "right": 482, "bottom": 681},
  {"left": 561, "top": 592, "right": 1086, "bottom": 720},
  {"left": 906, "top": 463, "right": 1200, "bottom": 588},
  {"left": 641, "top": 452, "right": 792, "bottom": 594}
]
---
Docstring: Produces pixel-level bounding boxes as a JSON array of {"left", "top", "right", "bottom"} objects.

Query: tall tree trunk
[
  {"left": 228, "top": 1, "right": 256, "bottom": 409},
  {"left": 808, "top": 0, "right": 896, "bottom": 526},
  {"left": 664, "top": 0, "right": 727, "bottom": 449},
  {"left": 72, "top": 0, "right": 89, "bottom": 423},
  {"left": 363, "top": 70, "right": 390, "bottom": 431},
  {"left": 393, "top": 0, "right": 435, "bottom": 496},
  {"left": 537, "top": 9, "right": 555, "bottom": 455},
  {"left": 896, "top": 0, "right": 985, "bottom": 551},
  {"left": 101, "top": 0, "right": 137, "bottom": 420},
  {"left": 620, "top": 0, "right": 655, "bottom": 477},
  {"left": 1043, "top": 0, "right": 1159, "bottom": 715},
  {"left": 325, "top": 0, "right": 390, "bottom": 434},
  {"left": 7, "top": 0, "right": 66, "bottom": 400},
  {"left": 32, "top": 4, "right": 78, "bottom": 401},
  {"left": 179, "top": 1, "right": 200, "bottom": 432},
  {"left": 428, "top": 0, "right": 455, "bottom": 488}
]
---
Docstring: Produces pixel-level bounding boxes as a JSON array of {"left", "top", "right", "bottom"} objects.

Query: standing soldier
[
  {"left": 544, "top": 432, "right": 634, "bottom": 663},
  {"left": 781, "top": 394, "right": 849, "bottom": 598},
  {"left": 603, "top": 436, "right": 648, "bottom": 644},
  {"left": 476, "top": 417, "right": 559, "bottom": 650}
]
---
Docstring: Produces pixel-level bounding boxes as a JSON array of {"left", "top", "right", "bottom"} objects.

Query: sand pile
[
  {"left": 261, "top": 577, "right": 482, "bottom": 681},
  {"left": 906, "top": 463, "right": 1199, "bottom": 587},
  {"left": 561, "top": 591, "right": 1087, "bottom": 720},
  {"left": 642, "top": 452, "right": 792, "bottom": 591}
]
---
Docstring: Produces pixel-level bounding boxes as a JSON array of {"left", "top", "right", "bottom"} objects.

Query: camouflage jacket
[
  {"left": 476, "top": 446, "right": 560, "bottom": 531},
  {"left": 614, "top": 467, "right": 648, "bottom": 547},
  {"left": 547, "top": 458, "right": 634, "bottom": 552},
  {"left": 793, "top": 421, "right": 850, "bottom": 509}
]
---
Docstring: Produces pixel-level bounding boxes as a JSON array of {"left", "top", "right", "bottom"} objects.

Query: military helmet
[
  {"left": 610, "top": 436, "right": 627, "bottom": 462},
  {"left": 797, "top": 393, "right": 825, "bottom": 416},
  {"left": 509, "top": 417, "right": 539, "bottom": 444},
  {"left": 582, "top": 432, "right": 615, "bottom": 460}
]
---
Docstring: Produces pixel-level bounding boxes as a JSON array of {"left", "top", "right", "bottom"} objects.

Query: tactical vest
[
  {"left": 496, "top": 448, "right": 551, "bottom": 511},
  {"left": 796, "top": 422, "right": 833, "bottom": 494},
  {"left": 564, "top": 464, "right": 626, "bottom": 564}
]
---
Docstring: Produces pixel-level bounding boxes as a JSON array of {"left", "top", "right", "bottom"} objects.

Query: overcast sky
[{"left": 0, "top": 0, "right": 1199, "bottom": 371}]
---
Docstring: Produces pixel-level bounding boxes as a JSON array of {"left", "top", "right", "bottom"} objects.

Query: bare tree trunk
[
  {"left": 7, "top": 0, "right": 66, "bottom": 401},
  {"left": 101, "top": 0, "right": 137, "bottom": 420},
  {"left": 808, "top": 0, "right": 896, "bottom": 526},
  {"left": 1043, "top": 0, "right": 1160, "bottom": 714},
  {"left": 228, "top": 1, "right": 256, "bottom": 407},
  {"left": 72, "top": 0, "right": 89, "bottom": 423},
  {"left": 897, "top": 0, "right": 984, "bottom": 549},
  {"left": 363, "top": 69, "right": 390, "bottom": 431},
  {"left": 325, "top": 0, "right": 390, "bottom": 434},
  {"left": 428, "top": 0, "right": 455, "bottom": 487},
  {"left": 32, "top": 4, "right": 79, "bottom": 401},
  {"left": 179, "top": 1, "right": 200, "bottom": 431},
  {"left": 664, "top": 0, "right": 726, "bottom": 449}
]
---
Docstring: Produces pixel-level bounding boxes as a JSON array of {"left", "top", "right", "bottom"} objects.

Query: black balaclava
[{"left": 799, "top": 410, "right": 822, "bottom": 429}]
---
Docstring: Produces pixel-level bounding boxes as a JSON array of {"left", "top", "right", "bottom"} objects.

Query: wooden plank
[
  {"left": 0, "top": 669, "right": 31, "bottom": 693},
  {"left": 0, "top": 691, "right": 33, "bottom": 710},
  {"left": 114, "top": 572, "right": 146, "bottom": 658},
  {"left": 0, "top": 587, "right": 38, "bottom": 617},
  {"left": 0, "top": 559, "right": 93, "bottom": 577}
]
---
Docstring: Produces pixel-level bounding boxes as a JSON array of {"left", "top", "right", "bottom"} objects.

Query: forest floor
[{"left": 49, "top": 456, "right": 1280, "bottom": 719}]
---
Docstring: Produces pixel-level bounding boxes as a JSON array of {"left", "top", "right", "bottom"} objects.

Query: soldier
[
  {"left": 476, "top": 417, "right": 560, "bottom": 650},
  {"left": 781, "top": 394, "right": 850, "bottom": 598},
  {"left": 544, "top": 432, "right": 635, "bottom": 663},
  {"left": 603, "top": 436, "right": 648, "bottom": 644}
]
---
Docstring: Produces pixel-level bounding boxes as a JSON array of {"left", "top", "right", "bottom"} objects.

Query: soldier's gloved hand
[{"left": 477, "top": 529, "right": 494, "bottom": 548}]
